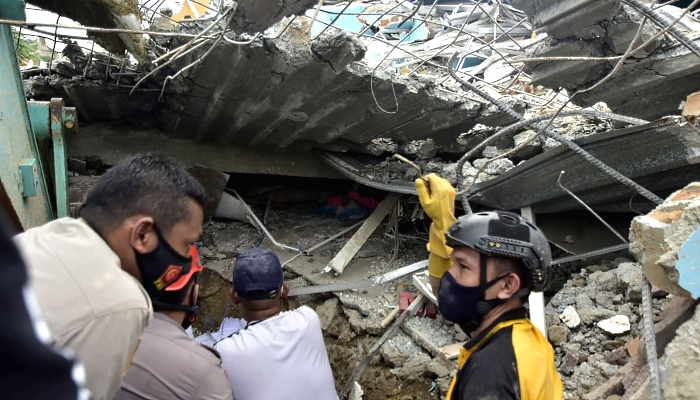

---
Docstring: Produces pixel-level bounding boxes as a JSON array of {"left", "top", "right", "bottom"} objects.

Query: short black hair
[
  {"left": 80, "top": 153, "right": 207, "bottom": 235},
  {"left": 491, "top": 256, "right": 530, "bottom": 290}
]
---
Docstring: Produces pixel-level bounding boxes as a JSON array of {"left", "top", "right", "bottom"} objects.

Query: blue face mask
[{"left": 438, "top": 271, "right": 508, "bottom": 331}]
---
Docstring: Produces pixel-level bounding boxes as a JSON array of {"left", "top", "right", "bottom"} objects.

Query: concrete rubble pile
[
  {"left": 191, "top": 206, "right": 678, "bottom": 399},
  {"left": 354, "top": 107, "right": 617, "bottom": 188}
]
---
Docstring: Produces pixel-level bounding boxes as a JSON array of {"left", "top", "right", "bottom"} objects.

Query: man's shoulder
[
  {"left": 16, "top": 218, "right": 94, "bottom": 243},
  {"left": 284, "top": 305, "right": 321, "bottom": 325},
  {"left": 145, "top": 318, "right": 223, "bottom": 366},
  {"left": 468, "top": 326, "right": 517, "bottom": 367}
]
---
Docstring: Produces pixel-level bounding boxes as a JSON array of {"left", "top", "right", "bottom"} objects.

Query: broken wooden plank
[
  {"left": 413, "top": 271, "right": 437, "bottom": 304},
  {"left": 327, "top": 192, "right": 402, "bottom": 275},
  {"left": 380, "top": 306, "right": 400, "bottom": 328},
  {"left": 439, "top": 341, "right": 467, "bottom": 360}
]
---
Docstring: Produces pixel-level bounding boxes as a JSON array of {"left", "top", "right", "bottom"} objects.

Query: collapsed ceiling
[{"left": 16, "top": 0, "right": 700, "bottom": 213}]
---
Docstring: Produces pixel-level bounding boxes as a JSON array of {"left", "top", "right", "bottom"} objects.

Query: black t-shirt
[{"left": 451, "top": 308, "right": 527, "bottom": 400}]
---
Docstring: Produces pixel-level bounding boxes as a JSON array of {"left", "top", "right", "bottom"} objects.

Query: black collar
[{"left": 465, "top": 307, "right": 527, "bottom": 351}]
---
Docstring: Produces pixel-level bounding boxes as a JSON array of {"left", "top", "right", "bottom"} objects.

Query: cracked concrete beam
[
  {"left": 515, "top": 0, "right": 700, "bottom": 120},
  {"left": 68, "top": 123, "right": 345, "bottom": 179},
  {"left": 24, "top": 20, "right": 516, "bottom": 149},
  {"left": 468, "top": 117, "right": 700, "bottom": 214},
  {"left": 164, "top": 28, "right": 366, "bottom": 144},
  {"left": 232, "top": 0, "right": 318, "bottom": 35},
  {"left": 571, "top": 38, "right": 700, "bottom": 119},
  {"left": 28, "top": 0, "right": 146, "bottom": 61},
  {"left": 511, "top": 0, "right": 621, "bottom": 39}
]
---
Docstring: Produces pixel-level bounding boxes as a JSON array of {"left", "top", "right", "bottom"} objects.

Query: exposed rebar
[{"left": 448, "top": 53, "right": 663, "bottom": 211}]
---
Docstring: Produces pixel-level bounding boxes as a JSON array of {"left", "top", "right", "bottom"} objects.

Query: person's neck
[
  {"left": 161, "top": 310, "right": 187, "bottom": 325},
  {"left": 470, "top": 298, "right": 522, "bottom": 338},
  {"left": 244, "top": 306, "right": 281, "bottom": 323}
]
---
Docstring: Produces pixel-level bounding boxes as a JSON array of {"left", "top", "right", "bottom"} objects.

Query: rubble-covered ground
[{"left": 187, "top": 194, "right": 668, "bottom": 399}]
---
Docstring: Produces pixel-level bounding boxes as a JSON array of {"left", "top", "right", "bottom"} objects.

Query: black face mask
[
  {"left": 438, "top": 271, "right": 508, "bottom": 333},
  {"left": 134, "top": 224, "right": 191, "bottom": 300}
]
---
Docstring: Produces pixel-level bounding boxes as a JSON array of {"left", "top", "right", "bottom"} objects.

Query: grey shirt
[
  {"left": 116, "top": 313, "right": 234, "bottom": 400},
  {"left": 15, "top": 218, "right": 152, "bottom": 400}
]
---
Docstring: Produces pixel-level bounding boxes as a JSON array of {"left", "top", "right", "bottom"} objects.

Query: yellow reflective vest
[{"left": 446, "top": 308, "right": 563, "bottom": 400}]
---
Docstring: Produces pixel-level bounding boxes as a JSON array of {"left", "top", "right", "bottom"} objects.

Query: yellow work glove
[{"left": 415, "top": 173, "right": 457, "bottom": 278}]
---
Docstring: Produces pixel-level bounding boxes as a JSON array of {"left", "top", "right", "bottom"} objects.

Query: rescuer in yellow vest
[{"left": 416, "top": 173, "right": 563, "bottom": 400}]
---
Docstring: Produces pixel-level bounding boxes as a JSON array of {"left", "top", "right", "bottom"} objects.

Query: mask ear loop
[{"left": 187, "top": 276, "right": 200, "bottom": 325}]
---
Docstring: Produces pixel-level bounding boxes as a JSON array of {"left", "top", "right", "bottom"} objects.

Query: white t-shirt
[{"left": 215, "top": 306, "right": 338, "bottom": 400}]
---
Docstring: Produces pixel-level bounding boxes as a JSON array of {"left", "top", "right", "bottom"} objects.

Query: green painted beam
[{"left": 0, "top": 0, "right": 26, "bottom": 21}]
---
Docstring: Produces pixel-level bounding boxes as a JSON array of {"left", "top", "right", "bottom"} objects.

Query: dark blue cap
[{"left": 233, "top": 248, "right": 284, "bottom": 300}]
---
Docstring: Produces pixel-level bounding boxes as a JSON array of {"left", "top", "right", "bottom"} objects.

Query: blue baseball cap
[{"left": 233, "top": 248, "right": 284, "bottom": 300}]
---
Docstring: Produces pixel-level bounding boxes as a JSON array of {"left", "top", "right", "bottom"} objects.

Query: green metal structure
[{"left": 0, "top": 0, "right": 77, "bottom": 231}]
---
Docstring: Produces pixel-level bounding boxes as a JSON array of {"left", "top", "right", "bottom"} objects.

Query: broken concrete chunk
[
  {"left": 380, "top": 332, "right": 421, "bottom": 367},
  {"left": 548, "top": 325, "right": 570, "bottom": 346},
  {"left": 482, "top": 146, "right": 502, "bottom": 159},
  {"left": 614, "top": 262, "right": 644, "bottom": 303},
  {"left": 629, "top": 182, "right": 700, "bottom": 298},
  {"left": 441, "top": 162, "right": 478, "bottom": 186},
  {"left": 187, "top": 165, "right": 231, "bottom": 220},
  {"left": 513, "top": 130, "right": 543, "bottom": 159},
  {"left": 596, "top": 315, "right": 631, "bottom": 336},
  {"left": 578, "top": 307, "right": 617, "bottom": 325},
  {"left": 560, "top": 305, "right": 582, "bottom": 328},
  {"left": 484, "top": 158, "right": 515, "bottom": 176},
  {"left": 316, "top": 297, "right": 340, "bottom": 332},
  {"left": 655, "top": 301, "right": 700, "bottom": 399},
  {"left": 198, "top": 246, "right": 215, "bottom": 258},
  {"left": 588, "top": 270, "right": 621, "bottom": 293},
  {"left": 398, "top": 140, "right": 437, "bottom": 160},
  {"left": 348, "top": 381, "right": 363, "bottom": 400},
  {"left": 560, "top": 352, "right": 579, "bottom": 376}
]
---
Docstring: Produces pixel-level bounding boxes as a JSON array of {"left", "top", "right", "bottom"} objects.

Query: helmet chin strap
[{"left": 463, "top": 254, "right": 505, "bottom": 332}]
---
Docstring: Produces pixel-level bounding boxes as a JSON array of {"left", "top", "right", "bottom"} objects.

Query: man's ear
[
  {"left": 230, "top": 286, "right": 240, "bottom": 305},
  {"left": 281, "top": 283, "right": 290, "bottom": 301},
  {"left": 497, "top": 273, "right": 521, "bottom": 300},
  {"left": 129, "top": 216, "right": 157, "bottom": 254}
]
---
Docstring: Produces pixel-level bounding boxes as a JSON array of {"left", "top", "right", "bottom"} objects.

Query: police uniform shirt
[
  {"left": 115, "top": 313, "right": 233, "bottom": 400},
  {"left": 215, "top": 305, "right": 338, "bottom": 400},
  {"left": 15, "top": 218, "right": 152, "bottom": 400}
]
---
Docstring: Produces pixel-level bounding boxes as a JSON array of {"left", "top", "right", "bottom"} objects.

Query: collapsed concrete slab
[
  {"left": 511, "top": 0, "right": 700, "bottom": 121},
  {"left": 67, "top": 122, "right": 345, "bottom": 179},
  {"left": 629, "top": 182, "right": 700, "bottom": 298},
  {"left": 467, "top": 117, "right": 700, "bottom": 214},
  {"left": 25, "top": 20, "right": 520, "bottom": 149}
]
